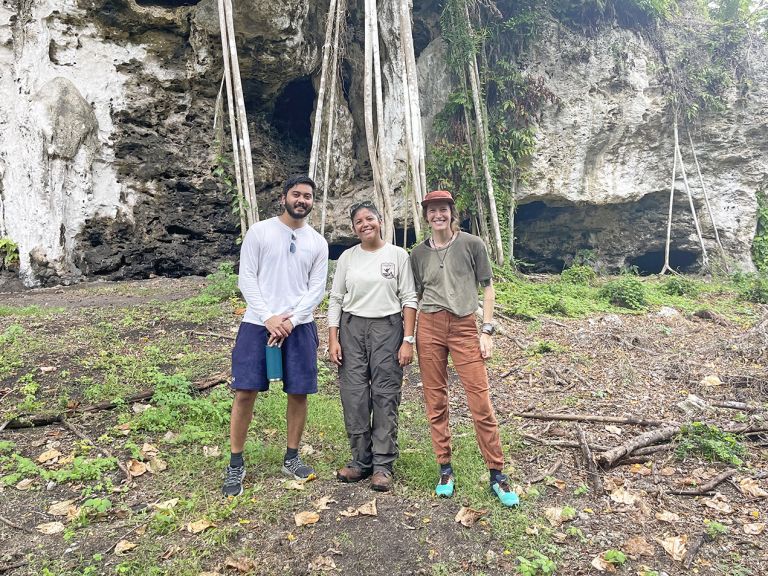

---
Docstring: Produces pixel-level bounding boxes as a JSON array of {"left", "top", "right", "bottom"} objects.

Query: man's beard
[{"left": 285, "top": 201, "right": 312, "bottom": 220}]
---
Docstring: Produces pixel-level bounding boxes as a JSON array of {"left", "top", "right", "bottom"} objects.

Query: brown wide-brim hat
[{"left": 421, "top": 190, "right": 455, "bottom": 208}]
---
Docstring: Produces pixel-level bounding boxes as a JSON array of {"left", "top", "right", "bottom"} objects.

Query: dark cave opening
[
  {"left": 626, "top": 249, "right": 700, "bottom": 275},
  {"left": 134, "top": 0, "right": 200, "bottom": 6},
  {"left": 272, "top": 76, "right": 315, "bottom": 152}
]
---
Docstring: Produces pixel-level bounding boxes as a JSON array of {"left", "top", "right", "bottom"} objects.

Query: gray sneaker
[
  {"left": 281, "top": 455, "right": 316, "bottom": 480},
  {"left": 222, "top": 464, "right": 246, "bottom": 497}
]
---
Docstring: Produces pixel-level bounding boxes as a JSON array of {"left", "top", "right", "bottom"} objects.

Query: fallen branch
[
  {"left": 4, "top": 372, "right": 229, "bottom": 430},
  {"left": 596, "top": 426, "right": 679, "bottom": 468},
  {"left": 683, "top": 532, "right": 712, "bottom": 569},
  {"left": 522, "top": 434, "right": 611, "bottom": 452},
  {"left": 514, "top": 411, "right": 668, "bottom": 427},
  {"left": 710, "top": 400, "right": 761, "bottom": 413},
  {"left": 0, "top": 515, "right": 32, "bottom": 534},
  {"left": 61, "top": 418, "right": 132, "bottom": 483},
  {"left": 0, "top": 561, "right": 27, "bottom": 574},
  {"left": 668, "top": 468, "right": 737, "bottom": 496},
  {"left": 528, "top": 459, "right": 563, "bottom": 485},
  {"left": 631, "top": 443, "right": 672, "bottom": 456},
  {"left": 577, "top": 425, "right": 603, "bottom": 495}
]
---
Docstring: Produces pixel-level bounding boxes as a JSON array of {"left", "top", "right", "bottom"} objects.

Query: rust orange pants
[{"left": 415, "top": 310, "right": 504, "bottom": 470}]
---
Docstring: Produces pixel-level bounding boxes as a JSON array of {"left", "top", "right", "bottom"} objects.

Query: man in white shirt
[{"left": 223, "top": 175, "right": 329, "bottom": 497}]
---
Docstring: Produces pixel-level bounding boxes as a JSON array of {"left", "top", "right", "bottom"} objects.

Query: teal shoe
[
  {"left": 491, "top": 476, "right": 520, "bottom": 507},
  {"left": 435, "top": 472, "right": 455, "bottom": 498}
]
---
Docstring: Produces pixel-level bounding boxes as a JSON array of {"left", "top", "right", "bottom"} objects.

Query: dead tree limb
[
  {"left": 683, "top": 532, "right": 712, "bottom": 569},
  {"left": 514, "top": 411, "right": 668, "bottom": 427},
  {"left": 0, "top": 561, "right": 27, "bottom": 574},
  {"left": 61, "top": 418, "right": 132, "bottom": 483},
  {"left": 3, "top": 372, "right": 229, "bottom": 430},
  {"left": 522, "top": 434, "right": 612, "bottom": 452},
  {"left": 710, "top": 400, "right": 761, "bottom": 413},
  {"left": 528, "top": 460, "right": 563, "bottom": 485},
  {"left": 0, "top": 515, "right": 32, "bottom": 534},
  {"left": 668, "top": 468, "right": 737, "bottom": 496},
  {"left": 577, "top": 425, "right": 603, "bottom": 495},
  {"left": 597, "top": 426, "right": 679, "bottom": 468}
]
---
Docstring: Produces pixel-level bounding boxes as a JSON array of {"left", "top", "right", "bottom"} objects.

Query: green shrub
[
  {"left": 202, "top": 262, "right": 240, "bottom": 302},
  {"left": 561, "top": 265, "right": 597, "bottom": 285},
  {"left": 0, "top": 237, "right": 19, "bottom": 269},
  {"left": 662, "top": 275, "right": 699, "bottom": 297},
  {"left": 675, "top": 422, "right": 745, "bottom": 466},
  {"left": 599, "top": 276, "right": 647, "bottom": 310},
  {"left": 517, "top": 551, "right": 556, "bottom": 576},
  {"left": 736, "top": 273, "right": 768, "bottom": 304}
]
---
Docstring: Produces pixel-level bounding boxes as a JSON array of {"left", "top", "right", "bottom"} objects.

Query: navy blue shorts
[{"left": 231, "top": 321, "right": 319, "bottom": 394}]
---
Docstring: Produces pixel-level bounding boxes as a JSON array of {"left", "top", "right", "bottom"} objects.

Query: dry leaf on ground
[
  {"left": 15, "top": 478, "right": 34, "bottom": 490},
  {"left": 37, "top": 449, "right": 62, "bottom": 464},
  {"left": 339, "top": 507, "right": 358, "bottom": 518},
  {"left": 655, "top": 510, "right": 680, "bottom": 523},
  {"left": 151, "top": 498, "right": 179, "bottom": 511},
  {"left": 739, "top": 478, "right": 768, "bottom": 499},
  {"left": 47, "top": 500, "right": 76, "bottom": 516},
  {"left": 202, "top": 446, "right": 221, "bottom": 458},
  {"left": 36, "top": 521, "right": 65, "bottom": 534},
  {"left": 309, "top": 555, "right": 336, "bottom": 571},
  {"left": 544, "top": 477, "right": 567, "bottom": 491},
  {"left": 544, "top": 507, "right": 572, "bottom": 526},
  {"left": 656, "top": 534, "right": 688, "bottom": 561},
  {"left": 300, "top": 444, "right": 316, "bottom": 457},
  {"left": 629, "top": 463, "right": 652, "bottom": 476},
  {"left": 358, "top": 499, "right": 377, "bottom": 516},
  {"left": 114, "top": 540, "right": 138, "bottom": 555},
  {"left": 146, "top": 458, "right": 167, "bottom": 474},
  {"left": 295, "top": 511, "right": 320, "bottom": 526},
  {"left": 591, "top": 553, "right": 617, "bottom": 573},
  {"left": 624, "top": 536, "right": 654, "bottom": 557},
  {"left": 186, "top": 519, "right": 216, "bottom": 534},
  {"left": 314, "top": 496, "right": 337, "bottom": 511},
  {"left": 161, "top": 545, "right": 181, "bottom": 560},
  {"left": 605, "top": 425, "right": 623, "bottom": 435},
  {"left": 127, "top": 459, "right": 147, "bottom": 477},
  {"left": 610, "top": 486, "right": 639, "bottom": 506},
  {"left": 225, "top": 557, "right": 257, "bottom": 573},
  {"left": 660, "top": 467, "right": 676, "bottom": 477},
  {"left": 140, "top": 443, "right": 159, "bottom": 458},
  {"left": 700, "top": 375, "right": 722, "bottom": 386},
  {"left": 702, "top": 493, "right": 733, "bottom": 514},
  {"left": 197, "top": 572, "right": 222, "bottom": 576},
  {"left": 743, "top": 523, "right": 765, "bottom": 535},
  {"left": 285, "top": 480, "right": 306, "bottom": 491},
  {"left": 454, "top": 506, "right": 487, "bottom": 527}
]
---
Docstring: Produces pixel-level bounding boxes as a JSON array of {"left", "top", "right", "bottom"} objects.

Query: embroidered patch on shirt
[{"left": 380, "top": 262, "right": 396, "bottom": 279}]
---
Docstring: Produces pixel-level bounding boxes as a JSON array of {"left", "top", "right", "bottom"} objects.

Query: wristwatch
[
  {"left": 403, "top": 335, "right": 415, "bottom": 344},
  {"left": 481, "top": 323, "right": 495, "bottom": 336}
]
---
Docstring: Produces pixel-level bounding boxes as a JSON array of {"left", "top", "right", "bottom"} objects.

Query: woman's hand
[
  {"left": 479, "top": 333, "right": 493, "bottom": 359},
  {"left": 329, "top": 340, "right": 343, "bottom": 366},
  {"left": 398, "top": 342, "right": 413, "bottom": 367}
]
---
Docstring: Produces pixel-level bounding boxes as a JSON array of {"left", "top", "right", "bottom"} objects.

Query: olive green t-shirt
[{"left": 410, "top": 232, "right": 492, "bottom": 317}]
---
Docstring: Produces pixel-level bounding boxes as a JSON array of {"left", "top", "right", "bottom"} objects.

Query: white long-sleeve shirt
[{"left": 238, "top": 217, "right": 328, "bottom": 327}]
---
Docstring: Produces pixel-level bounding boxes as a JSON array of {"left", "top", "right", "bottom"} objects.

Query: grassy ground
[{"left": 0, "top": 268, "right": 766, "bottom": 575}]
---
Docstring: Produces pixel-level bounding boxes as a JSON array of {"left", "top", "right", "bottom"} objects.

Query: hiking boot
[
  {"left": 491, "top": 475, "right": 519, "bottom": 507},
  {"left": 336, "top": 465, "right": 372, "bottom": 483},
  {"left": 222, "top": 464, "right": 246, "bottom": 497},
  {"left": 282, "top": 455, "right": 316, "bottom": 480},
  {"left": 371, "top": 469, "right": 393, "bottom": 492},
  {"left": 435, "top": 472, "right": 455, "bottom": 498}
]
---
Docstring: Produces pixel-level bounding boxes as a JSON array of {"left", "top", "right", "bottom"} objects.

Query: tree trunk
[
  {"left": 675, "top": 124, "right": 709, "bottom": 268},
  {"left": 508, "top": 173, "right": 516, "bottom": 263},
  {"left": 308, "top": 0, "right": 338, "bottom": 182},
  {"left": 462, "top": 100, "right": 490, "bottom": 248},
  {"left": 660, "top": 117, "right": 679, "bottom": 275},
  {"left": 363, "top": 0, "right": 384, "bottom": 224},
  {"left": 400, "top": 0, "right": 426, "bottom": 203}
]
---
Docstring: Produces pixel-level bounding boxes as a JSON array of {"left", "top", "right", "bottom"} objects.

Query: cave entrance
[
  {"left": 626, "top": 249, "right": 699, "bottom": 275},
  {"left": 272, "top": 76, "right": 315, "bottom": 152},
  {"left": 134, "top": 0, "right": 200, "bottom": 6}
]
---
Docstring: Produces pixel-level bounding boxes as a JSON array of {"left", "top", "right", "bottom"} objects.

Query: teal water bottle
[{"left": 265, "top": 344, "right": 283, "bottom": 382}]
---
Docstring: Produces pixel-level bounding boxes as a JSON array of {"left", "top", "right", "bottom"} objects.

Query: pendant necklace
[{"left": 432, "top": 233, "right": 455, "bottom": 268}]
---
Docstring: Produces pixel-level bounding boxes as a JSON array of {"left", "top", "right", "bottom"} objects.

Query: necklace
[{"left": 431, "top": 233, "right": 456, "bottom": 268}]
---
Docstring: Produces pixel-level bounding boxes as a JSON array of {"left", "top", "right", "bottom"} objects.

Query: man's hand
[
  {"left": 265, "top": 314, "right": 293, "bottom": 339},
  {"left": 479, "top": 333, "right": 493, "bottom": 359},
  {"left": 329, "top": 340, "right": 343, "bottom": 366},
  {"left": 398, "top": 342, "right": 413, "bottom": 367}
]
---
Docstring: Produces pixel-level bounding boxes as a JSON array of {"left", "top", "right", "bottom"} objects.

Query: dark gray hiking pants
[{"left": 338, "top": 312, "right": 403, "bottom": 471}]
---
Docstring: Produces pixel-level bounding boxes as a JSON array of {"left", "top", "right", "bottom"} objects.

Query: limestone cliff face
[{"left": 0, "top": 1, "right": 765, "bottom": 286}]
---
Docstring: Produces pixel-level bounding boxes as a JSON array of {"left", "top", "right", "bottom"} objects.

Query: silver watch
[
  {"left": 481, "top": 323, "right": 495, "bottom": 335},
  {"left": 403, "top": 335, "right": 415, "bottom": 344}
]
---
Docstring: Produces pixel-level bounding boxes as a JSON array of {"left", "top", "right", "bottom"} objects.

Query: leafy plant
[
  {"left": 705, "top": 520, "right": 729, "bottom": 539},
  {"left": 201, "top": 262, "right": 240, "bottom": 303},
  {"left": 736, "top": 273, "right": 768, "bottom": 304},
  {"left": 517, "top": 551, "right": 557, "bottom": 576},
  {"left": 662, "top": 275, "right": 699, "bottom": 297},
  {"left": 753, "top": 189, "right": 768, "bottom": 272},
  {"left": 603, "top": 549, "right": 627, "bottom": 566},
  {"left": 599, "top": 275, "right": 647, "bottom": 310},
  {"left": 527, "top": 339, "right": 565, "bottom": 355},
  {"left": 0, "top": 236, "right": 19, "bottom": 269},
  {"left": 675, "top": 422, "right": 745, "bottom": 466},
  {"left": 561, "top": 264, "right": 597, "bottom": 285}
]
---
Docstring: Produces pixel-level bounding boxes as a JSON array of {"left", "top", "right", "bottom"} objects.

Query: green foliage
[
  {"left": 44, "top": 457, "right": 118, "bottom": 483},
  {"left": 753, "top": 190, "right": 768, "bottom": 272},
  {"left": 517, "top": 551, "right": 557, "bottom": 576},
  {"left": 675, "top": 422, "right": 745, "bottom": 466},
  {"left": 527, "top": 340, "right": 565, "bottom": 355},
  {"left": 603, "top": 550, "right": 627, "bottom": 566},
  {"left": 705, "top": 520, "right": 729, "bottom": 539},
  {"left": 734, "top": 273, "right": 768, "bottom": 304},
  {"left": 561, "top": 265, "right": 597, "bottom": 285},
  {"left": 0, "top": 441, "right": 15, "bottom": 454},
  {"left": 599, "top": 275, "right": 647, "bottom": 310},
  {"left": 662, "top": 275, "right": 700, "bottom": 297},
  {"left": 0, "top": 236, "right": 19, "bottom": 268},
  {"left": 202, "top": 262, "right": 240, "bottom": 303}
]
